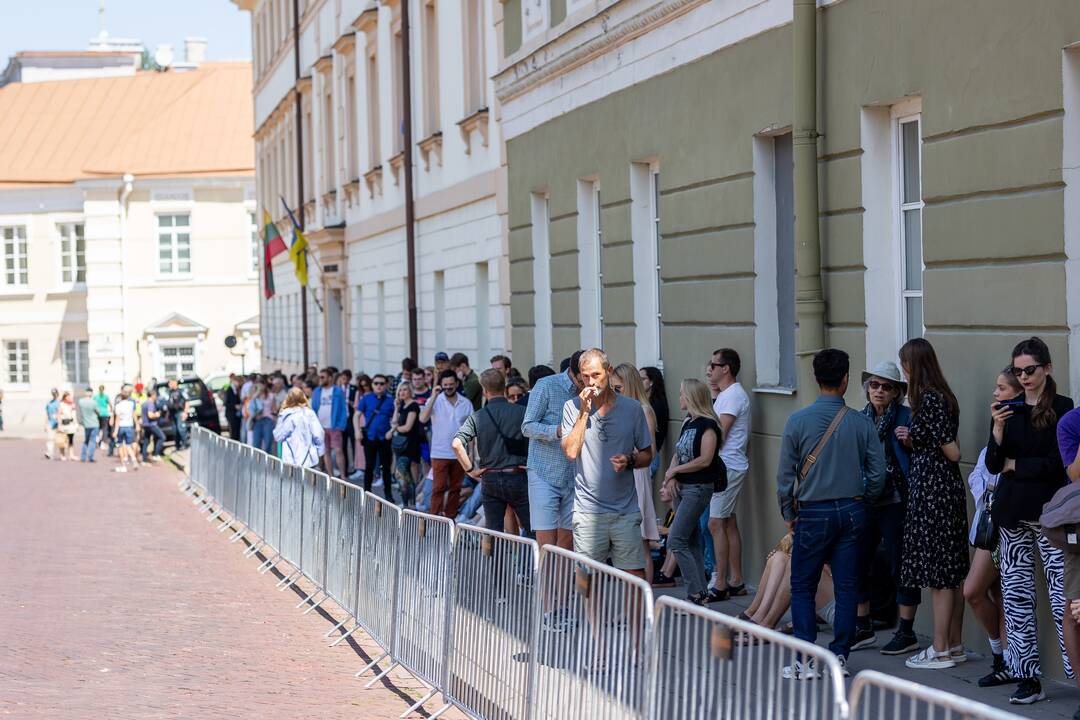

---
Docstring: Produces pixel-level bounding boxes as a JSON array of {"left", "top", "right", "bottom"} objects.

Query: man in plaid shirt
[{"left": 522, "top": 350, "right": 584, "bottom": 553}]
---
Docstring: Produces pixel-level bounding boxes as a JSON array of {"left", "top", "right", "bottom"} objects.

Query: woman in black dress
[{"left": 898, "top": 338, "right": 969, "bottom": 670}]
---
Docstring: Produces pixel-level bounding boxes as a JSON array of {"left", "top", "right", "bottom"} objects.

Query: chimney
[
  {"left": 184, "top": 37, "right": 207, "bottom": 66},
  {"left": 153, "top": 43, "right": 174, "bottom": 69}
]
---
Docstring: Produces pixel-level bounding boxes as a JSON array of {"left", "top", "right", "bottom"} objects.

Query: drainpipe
[
  {"left": 401, "top": 0, "right": 419, "bottom": 361},
  {"left": 793, "top": 0, "right": 826, "bottom": 369},
  {"left": 119, "top": 172, "right": 134, "bottom": 383}
]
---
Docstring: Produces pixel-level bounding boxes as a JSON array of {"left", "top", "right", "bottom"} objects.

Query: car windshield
[{"left": 156, "top": 380, "right": 207, "bottom": 401}]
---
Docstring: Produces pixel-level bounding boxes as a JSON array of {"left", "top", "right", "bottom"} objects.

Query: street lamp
[{"left": 225, "top": 335, "right": 246, "bottom": 374}]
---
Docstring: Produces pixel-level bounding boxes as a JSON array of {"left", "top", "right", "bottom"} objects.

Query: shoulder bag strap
[
  {"left": 799, "top": 406, "right": 850, "bottom": 483},
  {"left": 483, "top": 405, "right": 510, "bottom": 446}
]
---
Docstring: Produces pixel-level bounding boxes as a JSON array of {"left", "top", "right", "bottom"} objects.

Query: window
[
  {"left": 158, "top": 214, "right": 191, "bottom": 274},
  {"left": 576, "top": 180, "right": 603, "bottom": 348},
  {"left": 630, "top": 163, "right": 662, "bottom": 366},
  {"left": 59, "top": 223, "right": 86, "bottom": 284},
  {"left": 463, "top": 0, "right": 486, "bottom": 113},
  {"left": 753, "top": 132, "right": 796, "bottom": 389},
  {"left": 161, "top": 344, "right": 195, "bottom": 379},
  {"left": 62, "top": 340, "right": 89, "bottom": 384},
  {"left": 898, "top": 115, "right": 924, "bottom": 341},
  {"left": 5, "top": 340, "right": 29, "bottom": 384},
  {"left": 530, "top": 193, "right": 552, "bottom": 365},
  {"left": 475, "top": 261, "right": 490, "bottom": 362},
  {"left": 3, "top": 226, "right": 28, "bottom": 286},
  {"left": 323, "top": 86, "right": 335, "bottom": 190},
  {"left": 366, "top": 42, "right": 381, "bottom": 167},
  {"left": 303, "top": 104, "right": 314, "bottom": 200},
  {"left": 346, "top": 68, "right": 359, "bottom": 180},
  {"left": 392, "top": 26, "right": 404, "bottom": 154},
  {"left": 422, "top": 0, "right": 440, "bottom": 135},
  {"left": 249, "top": 211, "right": 260, "bottom": 273}
]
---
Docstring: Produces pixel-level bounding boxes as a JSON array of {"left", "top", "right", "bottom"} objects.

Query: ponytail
[{"left": 1011, "top": 336, "right": 1058, "bottom": 431}]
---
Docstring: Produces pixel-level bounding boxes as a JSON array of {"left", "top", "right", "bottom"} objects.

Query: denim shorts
[
  {"left": 573, "top": 511, "right": 645, "bottom": 571},
  {"left": 527, "top": 470, "right": 574, "bottom": 531},
  {"left": 116, "top": 426, "right": 135, "bottom": 445}
]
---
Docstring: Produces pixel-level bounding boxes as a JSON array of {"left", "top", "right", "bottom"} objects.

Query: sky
[{"left": 0, "top": 0, "right": 252, "bottom": 66}]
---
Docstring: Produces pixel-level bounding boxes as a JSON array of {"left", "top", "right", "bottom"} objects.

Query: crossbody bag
[
  {"left": 483, "top": 406, "right": 529, "bottom": 457},
  {"left": 795, "top": 406, "right": 850, "bottom": 509}
]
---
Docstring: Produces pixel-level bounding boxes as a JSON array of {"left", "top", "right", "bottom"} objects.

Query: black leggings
[{"left": 363, "top": 439, "right": 394, "bottom": 501}]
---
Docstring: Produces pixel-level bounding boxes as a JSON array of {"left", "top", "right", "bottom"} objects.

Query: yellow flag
[{"left": 289, "top": 228, "right": 308, "bottom": 286}]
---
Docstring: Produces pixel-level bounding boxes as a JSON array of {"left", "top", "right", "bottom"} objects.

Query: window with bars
[
  {"left": 249, "top": 211, "right": 260, "bottom": 273},
  {"left": 158, "top": 214, "right": 191, "bottom": 274},
  {"left": 62, "top": 339, "right": 89, "bottom": 384},
  {"left": 6, "top": 340, "right": 29, "bottom": 384},
  {"left": 59, "top": 223, "right": 85, "bottom": 284},
  {"left": 3, "top": 226, "right": 28, "bottom": 286},
  {"left": 161, "top": 345, "right": 196, "bottom": 379},
  {"left": 898, "top": 115, "right": 924, "bottom": 342}
]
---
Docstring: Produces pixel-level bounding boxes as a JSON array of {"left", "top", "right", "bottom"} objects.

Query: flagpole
[{"left": 293, "top": 0, "right": 309, "bottom": 370}]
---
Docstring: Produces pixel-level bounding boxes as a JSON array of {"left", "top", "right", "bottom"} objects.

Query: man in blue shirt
[
  {"left": 776, "top": 348, "right": 884, "bottom": 679},
  {"left": 139, "top": 388, "right": 166, "bottom": 462},
  {"left": 357, "top": 374, "right": 395, "bottom": 500},
  {"left": 522, "top": 350, "right": 583, "bottom": 554},
  {"left": 312, "top": 368, "right": 348, "bottom": 478},
  {"left": 45, "top": 388, "right": 60, "bottom": 459}
]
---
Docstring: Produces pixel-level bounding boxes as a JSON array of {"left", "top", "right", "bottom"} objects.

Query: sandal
[{"left": 727, "top": 583, "right": 747, "bottom": 597}]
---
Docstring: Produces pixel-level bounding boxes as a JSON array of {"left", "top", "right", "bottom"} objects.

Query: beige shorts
[
  {"left": 1065, "top": 550, "right": 1080, "bottom": 601},
  {"left": 573, "top": 511, "right": 645, "bottom": 571},
  {"left": 710, "top": 468, "right": 747, "bottom": 519}
]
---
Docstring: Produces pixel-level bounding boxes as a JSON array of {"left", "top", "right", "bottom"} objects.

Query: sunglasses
[
  {"left": 707, "top": 362, "right": 728, "bottom": 371},
  {"left": 373, "top": 381, "right": 386, "bottom": 386},
  {"left": 1010, "top": 364, "right": 1045, "bottom": 378},
  {"left": 508, "top": 392, "right": 524, "bottom": 400},
  {"left": 868, "top": 381, "right": 896, "bottom": 392}
]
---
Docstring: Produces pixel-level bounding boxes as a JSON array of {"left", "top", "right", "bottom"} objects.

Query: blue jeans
[
  {"left": 700, "top": 506, "right": 714, "bottom": 578},
  {"left": 858, "top": 501, "right": 921, "bottom": 607},
  {"left": 669, "top": 483, "right": 713, "bottom": 596},
  {"left": 456, "top": 477, "right": 484, "bottom": 524},
  {"left": 174, "top": 416, "right": 188, "bottom": 448},
  {"left": 141, "top": 424, "right": 166, "bottom": 461},
  {"left": 791, "top": 498, "right": 866, "bottom": 658},
  {"left": 252, "top": 417, "right": 274, "bottom": 454},
  {"left": 81, "top": 427, "right": 99, "bottom": 461},
  {"left": 416, "top": 473, "right": 432, "bottom": 513}
]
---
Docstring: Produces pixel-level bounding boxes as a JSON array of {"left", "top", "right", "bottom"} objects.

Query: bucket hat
[{"left": 861, "top": 360, "right": 907, "bottom": 394}]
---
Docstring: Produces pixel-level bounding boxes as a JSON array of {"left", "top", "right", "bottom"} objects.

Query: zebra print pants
[{"left": 999, "top": 521, "right": 1074, "bottom": 679}]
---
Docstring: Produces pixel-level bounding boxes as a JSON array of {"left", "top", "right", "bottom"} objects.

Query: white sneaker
[
  {"left": 837, "top": 655, "right": 851, "bottom": 677},
  {"left": 114, "top": 466, "right": 128, "bottom": 473},
  {"left": 782, "top": 658, "right": 820, "bottom": 680},
  {"left": 905, "top": 647, "right": 956, "bottom": 669}
]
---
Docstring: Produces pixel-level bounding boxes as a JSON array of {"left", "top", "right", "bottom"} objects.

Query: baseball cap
[{"left": 434, "top": 352, "right": 449, "bottom": 362}]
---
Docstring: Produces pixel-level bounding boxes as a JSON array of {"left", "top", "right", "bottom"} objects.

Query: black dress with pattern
[{"left": 900, "top": 390, "right": 970, "bottom": 589}]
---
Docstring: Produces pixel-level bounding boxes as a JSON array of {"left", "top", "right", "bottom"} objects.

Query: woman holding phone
[
  {"left": 985, "top": 337, "right": 1074, "bottom": 705},
  {"left": 964, "top": 366, "right": 1022, "bottom": 689},
  {"left": 897, "top": 338, "right": 969, "bottom": 671}
]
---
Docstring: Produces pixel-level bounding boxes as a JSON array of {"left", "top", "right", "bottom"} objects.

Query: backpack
[{"left": 1040, "top": 482, "right": 1080, "bottom": 554}]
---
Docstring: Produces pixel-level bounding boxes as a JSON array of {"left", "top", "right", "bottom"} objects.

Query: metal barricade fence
[
  {"left": 354, "top": 492, "right": 402, "bottom": 685},
  {"left": 296, "top": 468, "right": 330, "bottom": 609},
  {"left": 649, "top": 596, "right": 849, "bottom": 720},
  {"left": 244, "top": 449, "right": 266, "bottom": 544},
  {"left": 276, "top": 463, "right": 305, "bottom": 586},
  {"left": 324, "top": 478, "right": 364, "bottom": 632},
  {"left": 392, "top": 510, "right": 456, "bottom": 716},
  {"left": 529, "top": 545, "right": 654, "bottom": 720},
  {"left": 260, "top": 454, "right": 283, "bottom": 564},
  {"left": 443, "top": 525, "right": 539, "bottom": 720},
  {"left": 849, "top": 670, "right": 1022, "bottom": 720}
]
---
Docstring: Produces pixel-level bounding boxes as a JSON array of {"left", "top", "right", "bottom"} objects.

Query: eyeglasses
[
  {"left": 372, "top": 381, "right": 386, "bottom": 386},
  {"left": 868, "top": 381, "right": 895, "bottom": 392},
  {"left": 707, "top": 362, "right": 728, "bottom": 371},
  {"left": 1010, "top": 364, "right": 1045, "bottom": 378},
  {"left": 508, "top": 393, "right": 524, "bottom": 401}
]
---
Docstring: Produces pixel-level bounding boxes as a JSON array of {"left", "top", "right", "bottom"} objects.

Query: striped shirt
[{"left": 521, "top": 370, "right": 577, "bottom": 487}]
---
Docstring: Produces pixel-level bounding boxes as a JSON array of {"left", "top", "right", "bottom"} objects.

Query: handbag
[
  {"left": 972, "top": 489, "right": 998, "bottom": 551},
  {"left": 391, "top": 431, "right": 409, "bottom": 454},
  {"left": 1041, "top": 482, "right": 1080, "bottom": 554}
]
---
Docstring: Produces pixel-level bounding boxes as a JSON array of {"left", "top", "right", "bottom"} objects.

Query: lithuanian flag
[
  {"left": 262, "top": 210, "right": 287, "bottom": 299},
  {"left": 281, "top": 198, "right": 308, "bottom": 287}
]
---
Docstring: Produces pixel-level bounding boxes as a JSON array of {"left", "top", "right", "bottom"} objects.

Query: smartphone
[{"left": 995, "top": 399, "right": 1025, "bottom": 408}]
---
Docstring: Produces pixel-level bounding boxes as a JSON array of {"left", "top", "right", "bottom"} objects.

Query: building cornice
[
  {"left": 352, "top": 7, "right": 379, "bottom": 32},
  {"left": 496, "top": 0, "right": 713, "bottom": 104},
  {"left": 313, "top": 54, "right": 333, "bottom": 74},
  {"left": 333, "top": 31, "right": 357, "bottom": 55}
]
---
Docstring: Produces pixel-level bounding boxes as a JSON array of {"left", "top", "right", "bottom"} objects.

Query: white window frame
[
  {"left": 895, "top": 108, "right": 924, "bottom": 344},
  {"left": 159, "top": 342, "right": 196, "bottom": 380},
  {"left": 62, "top": 339, "right": 89, "bottom": 385},
  {"left": 249, "top": 210, "right": 260, "bottom": 275},
  {"left": 630, "top": 162, "right": 662, "bottom": 367},
  {"left": 157, "top": 213, "right": 192, "bottom": 276},
  {"left": 576, "top": 178, "right": 603, "bottom": 348},
  {"left": 5, "top": 339, "right": 30, "bottom": 386},
  {"left": 58, "top": 222, "right": 86, "bottom": 286},
  {"left": 650, "top": 168, "right": 663, "bottom": 365},
  {"left": 2, "top": 225, "right": 28, "bottom": 287},
  {"left": 462, "top": 0, "right": 486, "bottom": 114}
]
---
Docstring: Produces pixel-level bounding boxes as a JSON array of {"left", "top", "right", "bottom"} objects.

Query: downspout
[
  {"left": 401, "top": 0, "right": 419, "bottom": 361},
  {"left": 120, "top": 172, "right": 134, "bottom": 382},
  {"left": 792, "top": 0, "right": 826, "bottom": 374}
]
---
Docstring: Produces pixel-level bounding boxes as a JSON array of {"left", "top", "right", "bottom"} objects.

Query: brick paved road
[{"left": 0, "top": 439, "right": 447, "bottom": 719}]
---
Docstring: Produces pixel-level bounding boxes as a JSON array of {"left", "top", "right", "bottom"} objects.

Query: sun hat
[{"left": 861, "top": 361, "right": 907, "bottom": 393}]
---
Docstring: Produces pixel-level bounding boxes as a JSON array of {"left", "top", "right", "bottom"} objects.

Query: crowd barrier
[{"left": 182, "top": 427, "right": 1024, "bottom": 720}]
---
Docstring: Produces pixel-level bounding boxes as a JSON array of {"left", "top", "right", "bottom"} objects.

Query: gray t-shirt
[{"left": 561, "top": 394, "right": 652, "bottom": 515}]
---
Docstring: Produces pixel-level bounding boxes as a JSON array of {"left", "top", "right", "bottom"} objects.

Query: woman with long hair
[
  {"left": 964, "top": 366, "right": 1022, "bottom": 688},
  {"left": 613, "top": 363, "right": 661, "bottom": 583},
  {"left": 897, "top": 338, "right": 968, "bottom": 670},
  {"left": 640, "top": 366, "right": 669, "bottom": 477},
  {"left": 272, "top": 387, "right": 325, "bottom": 468},
  {"left": 57, "top": 390, "right": 77, "bottom": 461},
  {"left": 662, "top": 378, "right": 726, "bottom": 606},
  {"left": 387, "top": 382, "right": 421, "bottom": 506},
  {"left": 985, "top": 337, "right": 1074, "bottom": 704}
]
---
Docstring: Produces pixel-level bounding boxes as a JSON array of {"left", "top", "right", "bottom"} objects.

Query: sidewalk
[
  {"left": 0, "top": 439, "right": 450, "bottom": 719},
  {"left": 655, "top": 585, "right": 1080, "bottom": 719}
]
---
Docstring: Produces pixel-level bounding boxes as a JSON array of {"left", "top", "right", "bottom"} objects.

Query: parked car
[{"left": 154, "top": 376, "right": 221, "bottom": 446}]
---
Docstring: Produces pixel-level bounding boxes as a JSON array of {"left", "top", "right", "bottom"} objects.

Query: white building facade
[
  {"left": 0, "top": 61, "right": 260, "bottom": 433},
  {"left": 237, "top": 0, "right": 510, "bottom": 376}
]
